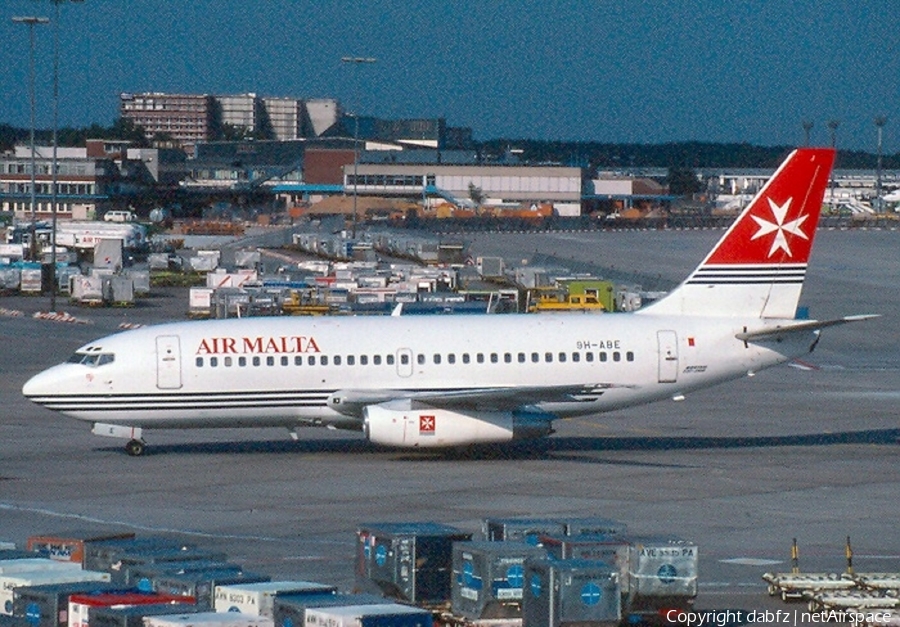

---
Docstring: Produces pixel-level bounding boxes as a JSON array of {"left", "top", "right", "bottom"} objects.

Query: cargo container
[
  {"left": 125, "top": 562, "right": 242, "bottom": 589},
  {"left": 142, "top": 612, "right": 272, "bottom": 627},
  {"left": 20, "top": 268, "right": 42, "bottom": 293},
  {"left": 540, "top": 535, "right": 629, "bottom": 576},
  {"left": 0, "top": 613, "right": 28, "bottom": 627},
  {"left": 624, "top": 536, "right": 697, "bottom": 614},
  {"left": 0, "top": 561, "right": 84, "bottom": 576},
  {"left": 97, "top": 549, "right": 222, "bottom": 586},
  {"left": 0, "top": 553, "right": 39, "bottom": 563},
  {"left": 522, "top": 559, "right": 620, "bottom": 627},
  {"left": 304, "top": 604, "right": 432, "bottom": 627},
  {"left": 355, "top": 523, "right": 471, "bottom": 606},
  {"left": 482, "top": 519, "right": 566, "bottom": 546},
  {"left": 2, "top": 571, "right": 111, "bottom": 616},
  {"left": 27, "top": 532, "right": 136, "bottom": 565},
  {"left": 213, "top": 581, "right": 336, "bottom": 617},
  {"left": 273, "top": 592, "right": 389, "bottom": 627},
  {"left": 83, "top": 539, "right": 198, "bottom": 577},
  {"left": 11, "top": 581, "right": 120, "bottom": 627},
  {"left": 68, "top": 591, "right": 195, "bottom": 627},
  {"left": 69, "top": 276, "right": 103, "bottom": 305},
  {"left": 88, "top": 602, "right": 201, "bottom": 627},
  {"left": 450, "top": 541, "right": 546, "bottom": 620},
  {"left": 561, "top": 518, "right": 626, "bottom": 538},
  {"left": 151, "top": 570, "right": 270, "bottom": 609}
]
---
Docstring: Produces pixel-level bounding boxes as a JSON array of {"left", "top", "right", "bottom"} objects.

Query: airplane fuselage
[{"left": 23, "top": 312, "right": 811, "bottom": 430}]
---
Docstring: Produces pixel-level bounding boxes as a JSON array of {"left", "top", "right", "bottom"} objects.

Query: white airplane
[{"left": 23, "top": 148, "right": 875, "bottom": 456}]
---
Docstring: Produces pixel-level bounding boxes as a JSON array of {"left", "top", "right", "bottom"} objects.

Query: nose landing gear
[{"left": 125, "top": 439, "right": 146, "bottom": 457}]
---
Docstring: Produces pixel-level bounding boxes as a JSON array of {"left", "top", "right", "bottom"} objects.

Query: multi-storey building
[
  {"left": 120, "top": 92, "right": 214, "bottom": 149},
  {"left": 0, "top": 145, "right": 116, "bottom": 221},
  {"left": 217, "top": 93, "right": 260, "bottom": 136},
  {"left": 261, "top": 97, "right": 302, "bottom": 141}
]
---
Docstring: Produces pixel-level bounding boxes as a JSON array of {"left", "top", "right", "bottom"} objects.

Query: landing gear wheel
[{"left": 125, "top": 439, "right": 145, "bottom": 457}]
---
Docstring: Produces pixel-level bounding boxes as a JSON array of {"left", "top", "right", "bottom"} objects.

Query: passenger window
[
  {"left": 558, "top": 352, "right": 566, "bottom": 363},
  {"left": 294, "top": 356, "right": 303, "bottom": 366},
  {"left": 252, "top": 356, "right": 261, "bottom": 366},
  {"left": 374, "top": 355, "right": 382, "bottom": 365},
  {"left": 532, "top": 352, "right": 539, "bottom": 363},
  {"left": 586, "top": 352, "right": 594, "bottom": 362},
  {"left": 462, "top": 353, "right": 470, "bottom": 364},
  {"left": 613, "top": 352, "right": 621, "bottom": 362},
  {"left": 518, "top": 353, "right": 526, "bottom": 363},
  {"left": 626, "top": 351, "right": 634, "bottom": 361},
  {"left": 196, "top": 357, "right": 203, "bottom": 367},
  {"left": 348, "top": 355, "right": 355, "bottom": 366},
  {"left": 281, "top": 356, "right": 288, "bottom": 366},
  {"left": 477, "top": 353, "right": 485, "bottom": 364},
  {"left": 490, "top": 353, "right": 498, "bottom": 364},
  {"left": 434, "top": 354, "right": 442, "bottom": 365},
  {"left": 361, "top": 355, "right": 368, "bottom": 365},
  {"left": 504, "top": 353, "right": 511, "bottom": 363},
  {"left": 225, "top": 356, "right": 233, "bottom": 367},
  {"left": 238, "top": 357, "right": 247, "bottom": 367},
  {"left": 267, "top": 356, "right": 275, "bottom": 366},
  {"left": 387, "top": 355, "right": 395, "bottom": 365},
  {"left": 572, "top": 353, "right": 580, "bottom": 362},
  {"left": 334, "top": 356, "right": 341, "bottom": 365},
  {"left": 321, "top": 356, "right": 329, "bottom": 366},
  {"left": 448, "top": 354, "right": 456, "bottom": 364},
  {"left": 400, "top": 354, "right": 409, "bottom": 365},
  {"left": 210, "top": 357, "right": 218, "bottom": 367},
  {"left": 308, "top": 356, "right": 316, "bottom": 365},
  {"left": 545, "top": 352, "right": 553, "bottom": 362},
  {"left": 417, "top": 354, "right": 425, "bottom": 365},
  {"left": 600, "top": 352, "right": 607, "bottom": 362}
]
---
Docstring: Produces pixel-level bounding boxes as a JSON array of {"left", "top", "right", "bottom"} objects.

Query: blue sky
[{"left": 3, "top": 0, "right": 898, "bottom": 151}]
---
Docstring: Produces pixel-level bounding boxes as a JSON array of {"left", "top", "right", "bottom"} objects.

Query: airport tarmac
[{"left": 1, "top": 228, "right": 898, "bottom": 624}]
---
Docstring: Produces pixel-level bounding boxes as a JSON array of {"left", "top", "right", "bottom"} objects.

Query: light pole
[
  {"left": 802, "top": 120, "right": 814, "bottom": 146},
  {"left": 12, "top": 15, "right": 50, "bottom": 261},
  {"left": 827, "top": 120, "right": 839, "bottom": 213},
  {"left": 341, "top": 56, "right": 376, "bottom": 239},
  {"left": 46, "top": 0, "right": 85, "bottom": 312},
  {"left": 875, "top": 115, "right": 887, "bottom": 214}
]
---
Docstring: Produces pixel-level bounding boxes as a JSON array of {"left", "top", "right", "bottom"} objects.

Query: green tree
[{"left": 667, "top": 167, "right": 702, "bottom": 196}]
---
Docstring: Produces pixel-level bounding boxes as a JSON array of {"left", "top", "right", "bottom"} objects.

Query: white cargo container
[
  {"left": 20, "top": 268, "right": 42, "bottom": 293},
  {"left": 0, "top": 559, "right": 85, "bottom": 575},
  {"left": 1, "top": 569, "right": 110, "bottom": 615},
  {"left": 189, "top": 288, "right": 214, "bottom": 317},
  {"left": 143, "top": 612, "right": 273, "bottom": 627},
  {"left": 71, "top": 275, "right": 103, "bottom": 304},
  {"left": 213, "top": 581, "right": 336, "bottom": 616},
  {"left": 304, "top": 604, "right": 432, "bottom": 627}
]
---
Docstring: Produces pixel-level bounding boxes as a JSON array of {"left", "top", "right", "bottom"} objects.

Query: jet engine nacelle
[{"left": 362, "top": 404, "right": 554, "bottom": 448}]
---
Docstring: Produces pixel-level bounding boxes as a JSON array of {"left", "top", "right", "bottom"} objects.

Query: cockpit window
[{"left": 67, "top": 352, "right": 115, "bottom": 367}]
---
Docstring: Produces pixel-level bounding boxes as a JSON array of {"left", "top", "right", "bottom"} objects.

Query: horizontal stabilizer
[{"left": 735, "top": 314, "right": 879, "bottom": 343}]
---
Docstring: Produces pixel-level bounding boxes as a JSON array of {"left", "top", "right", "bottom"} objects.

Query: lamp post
[
  {"left": 827, "top": 120, "right": 839, "bottom": 213},
  {"left": 802, "top": 120, "right": 814, "bottom": 146},
  {"left": 874, "top": 116, "right": 887, "bottom": 214},
  {"left": 12, "top": 16, "right": 50, "bottom": 262},
  {"left": 341, "top": 56, "right": 376, "bottom": 239},
  {"left": 46, "top": 0, "right": 85, "bottom": 312}
]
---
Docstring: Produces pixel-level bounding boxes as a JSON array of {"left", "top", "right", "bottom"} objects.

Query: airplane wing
[
  {"left": 735, "top": 315, "right": 879, "bottom": 343},
  {"left": 326, "top": 383, "right": 626, "bottom": 418}
]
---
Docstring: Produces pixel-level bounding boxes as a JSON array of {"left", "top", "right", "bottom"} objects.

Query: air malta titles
[{"left": 196, "top": 336, "right": 321, "bottom": 355}]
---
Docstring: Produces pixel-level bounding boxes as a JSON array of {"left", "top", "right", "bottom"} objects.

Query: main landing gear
[{"left": 125, "top": 439, "right": 146, "bottom": 457}]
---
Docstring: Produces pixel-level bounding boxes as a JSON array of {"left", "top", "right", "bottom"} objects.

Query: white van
[{"left": 103, "top": 210, "right": 135, "bottom": 223}]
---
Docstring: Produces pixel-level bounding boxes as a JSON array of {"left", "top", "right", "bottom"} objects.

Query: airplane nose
[{"left": 22, "top": 368, "right": 57, "bottom": 400}]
